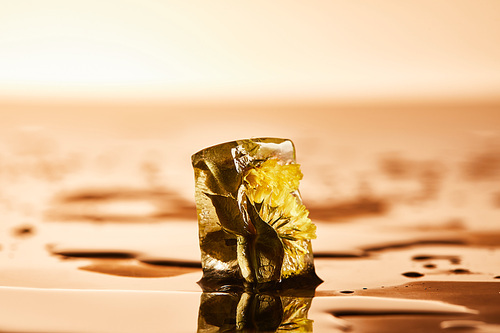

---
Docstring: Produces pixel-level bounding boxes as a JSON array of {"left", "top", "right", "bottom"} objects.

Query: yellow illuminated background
[{"left": 1, "top": 0, "right": 500, "bottom": 101}]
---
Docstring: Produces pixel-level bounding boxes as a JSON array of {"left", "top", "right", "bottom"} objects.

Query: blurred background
[
  {"left": 2, "top": 4, "right": 500, "bottom": 332},
  {"left": 2, "top": 1, "right": 500, "bottom": 101},
  {"left": 1, "top": 0, "right": 500, "bottom": 257}
]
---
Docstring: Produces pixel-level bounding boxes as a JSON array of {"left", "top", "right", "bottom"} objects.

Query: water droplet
[
  {"left": 11, "top": 224, "right": 35, "bottom": 237},
  {"left": 52, "top": 250, "right": 136, "bottom": 259},
  {"left": 402, "top": 272, "right": 424, "bottom": 278},
  {"left": 411, "top": 254, "right": 461, "bottom": 265},
  {"left": 339, "top": 290, "right": 354, "bottom": 294},
  {"left": 412, "top": 255, "right": 433, "bottom": 260}
]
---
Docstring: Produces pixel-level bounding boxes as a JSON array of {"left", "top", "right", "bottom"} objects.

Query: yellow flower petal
[{"left": 243, "top": 158, "right": 316, "bottom": 277}]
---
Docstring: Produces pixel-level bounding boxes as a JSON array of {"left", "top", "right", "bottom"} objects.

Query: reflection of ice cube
[{"left": 198, "top": 292, "right": 314, "bottom": 332}]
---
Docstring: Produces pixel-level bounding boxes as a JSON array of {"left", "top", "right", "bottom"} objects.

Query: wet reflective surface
[{"left": 1, "top": 102, "right": 500, "bottom": 332}]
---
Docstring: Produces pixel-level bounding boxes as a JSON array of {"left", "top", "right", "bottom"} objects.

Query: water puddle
[
  {"left": 2, "top": 217, "right": 500, "bottom": 331},
  {"left": 412, "top": 254, "right": 462, "bottom": 264},
  {"left": 48, "top": 188, "right": 196, "bottom": 222},
  {"left": 0, "top": 286, "right": 479, "bottom": 333},
  {"left": 441, "top": 320, "right": 500, "bottom": 332},
  {"left": 1, "top": 120, "right": 500, "bottom": 331},
  {"left": 79, "top": 259, "right": 199, "bottom": 278}
]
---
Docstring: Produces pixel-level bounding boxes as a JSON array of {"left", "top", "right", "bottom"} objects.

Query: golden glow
[
  {"left": 244, "top": 159, "right": 316, "bottom": 277},
  {"left": 0, "top": 1, "right": 500, "bottom": 100}
]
